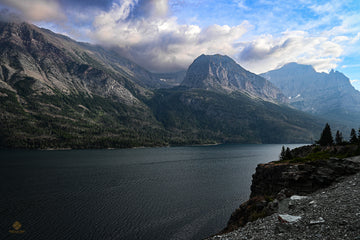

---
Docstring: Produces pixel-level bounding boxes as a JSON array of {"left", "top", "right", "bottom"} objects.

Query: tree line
[
  {"left": 280, "top": 123, "right": 360, "bottom": 161},
  {"left": 317, "top": 123, "right": 360, "bottom": 146}
]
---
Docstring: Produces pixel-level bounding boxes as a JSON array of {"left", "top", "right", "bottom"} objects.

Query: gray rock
[
  {"left": 261, "top": 62, "right": 360, "bottom": 126},
  {"left": 208, "top": 171, "right": 360, "bottom": 240},
  {"left": 181, "top": 54, "right": 286, "bottom": 103}
]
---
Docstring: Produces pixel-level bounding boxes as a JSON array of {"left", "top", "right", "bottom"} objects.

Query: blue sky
[{"left": 1, "top": 0, "right": 360, "bottom": 90}]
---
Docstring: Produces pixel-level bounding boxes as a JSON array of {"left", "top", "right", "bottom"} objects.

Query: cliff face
[
  {"left": 222, "top": 146, "right": 360, "bottom": 233},
  {"left": 250, "top": 158, "right": 360, "bottom": 198},
  {"left": 210, "top": 169, "right": 360, "bottom": 240},
  {"left": 181, "top": 54, "right": 287, "bottom": 103}
]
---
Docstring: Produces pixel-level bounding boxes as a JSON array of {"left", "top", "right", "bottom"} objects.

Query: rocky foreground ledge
[{"left": 207, "top": 146, "right": 360, "bottom": 240}]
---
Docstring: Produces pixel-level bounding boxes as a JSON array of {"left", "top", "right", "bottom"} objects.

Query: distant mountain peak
[
  {"left": 181, "top": 54, "right": 286, "bottom": 103},
  {"left": 261, "top": 62, "right": 360, "bottom": 126},
  {"left": 279, "top": 62, "right": 316, "bottom": 73}
]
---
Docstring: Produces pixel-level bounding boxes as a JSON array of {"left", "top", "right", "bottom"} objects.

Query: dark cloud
[
  {"left": 0, "top": 8, "right": 23, "bottom": 22},
  {"left": 239, "top": 38, "right": 293, "bottom": 61}
]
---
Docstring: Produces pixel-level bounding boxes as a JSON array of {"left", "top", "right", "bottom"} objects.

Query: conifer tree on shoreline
[
  {"left": 318, "top": 123, "right": 334, "bottom": 146},
  {"left": 350, "top": 128, "right": 358, "bottom": 144},
  {"left": 335, "top": 130, "right": 343, "bottom": 145}
]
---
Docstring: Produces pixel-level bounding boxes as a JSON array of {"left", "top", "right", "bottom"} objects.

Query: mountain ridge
[
  {"left": 261, "top": 62, "right": 360, "bottom": 127},
  {"left": 0, "top": 21, "right": 324, "bottom": 149}
]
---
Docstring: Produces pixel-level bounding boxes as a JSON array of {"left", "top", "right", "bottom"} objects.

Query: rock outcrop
[
  {"left": 250, "top": 157, "right": 360, "bottom": 198},
  {"left": 209, "top": 159, "right": 360, "bottom": 240},
  {"left": 220, "top": 146, "right": 360, "bottom": 234}
]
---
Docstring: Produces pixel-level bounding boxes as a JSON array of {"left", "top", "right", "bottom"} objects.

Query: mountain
[
  {"left": 181, "top": 54, "right": 286, "bottom": 103},
  {"left": 261, "top": 63, "right": 360, "bottom": 126},
  {"left": 0, "top": 21, "right": 170, "bottom": 148},
  {"left": 0, "top": 21, "right": 324, "bottom": 148},
  {"left": 148, "top": 87, "right": 323, "bottom": 144}
]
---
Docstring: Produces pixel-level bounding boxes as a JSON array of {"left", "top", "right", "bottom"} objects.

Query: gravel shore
[{"left": 208, "top": 156, "right": 360, "bottom": 240}]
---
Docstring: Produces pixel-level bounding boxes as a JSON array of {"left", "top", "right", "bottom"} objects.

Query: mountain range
[
  {"left": 261, "top": 63, "right": 360, "bottom": 128},
  {"left": 0, "top": 21, "right": 329, "bottom": 148}
]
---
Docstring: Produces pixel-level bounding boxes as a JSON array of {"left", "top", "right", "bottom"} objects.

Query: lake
[{"left": 0, "top": 144, "right": 304, "bottom": 240}]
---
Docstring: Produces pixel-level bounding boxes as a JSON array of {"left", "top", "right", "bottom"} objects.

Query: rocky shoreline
[{"left": 207, "top": 148, "right": 360, "bottom": 240}]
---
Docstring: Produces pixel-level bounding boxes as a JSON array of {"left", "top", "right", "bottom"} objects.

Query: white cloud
[
  {"left": 332, "top": 36, "right": 349, "bottom": 42},
  {"left": 233, "top": 0, "right": 250, "bottom": 10},
  {"left": 91, "top": 0, "right": 249, "bottom": 72},
  {"left": 88, "top": 0, "right": 359, "bottom": 74},
  {"left": 342, "top": 64, "right": 360, "bottom": 69},
  {"left": 0, "top": 0, "right": 66, "bottom": 22},
  {"left": 351, "top": 32, "right": 360, "bottom": 44},
  {"left": 310, "top": 2, "right": 335, "bottom": 14},
  {"left": 2, "top": 0, "right": 357, "bottom": 76},
  {"left": 236, "top": 31, "right": 343, "bottom": 74}
]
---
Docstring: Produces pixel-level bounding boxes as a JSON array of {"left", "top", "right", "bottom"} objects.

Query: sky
[{"left": 1, "top": 0, "right": 360, "bottom": 90}]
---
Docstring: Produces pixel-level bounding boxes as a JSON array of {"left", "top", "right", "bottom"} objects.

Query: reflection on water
[{"left": 0, "top": 144, "right": 304, "bottom": 240}]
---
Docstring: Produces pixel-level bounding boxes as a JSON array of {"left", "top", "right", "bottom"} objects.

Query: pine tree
[
  {"left": 280, "top": 146, "right": 292, "bottom": 161},
  {"left": 280, "top": 146, "right": 286, "bottom": 160},
  {"left": 350, "top": 128, "right": 358, "bottom": 144},
  {"left": 335, "top": 130, "right": 343, "bottom": 145},
  {"left": 285, "top": 147, "right": 292, "bottom": 160},
  {"left": 318, "top": 123, "right": 334, "bottom": 146}
]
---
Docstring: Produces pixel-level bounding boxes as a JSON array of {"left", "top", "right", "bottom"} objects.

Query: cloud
[
  {"left": 233, "top": 0, "right": 250, "bottom": 10},
  {"left": 88, "top": 0, "right": 358, "bottom": 74},
  {"left": 91, "top": 0, "right": 249, "bottom": 72},
  {"left": 350, "top": 32, "right": 360, "bottom": 44},
  {"left": 236, "top": 31, "right": 343, "bottom": 74},
  {"left": 342, "top": 64, "right": 360, "bottom": 69},
  {"left": 0, "top": 0, "right": 66, "bottom": 22},
  {"left": 1, "top": 0, "right": 358, "bottom": 76}
]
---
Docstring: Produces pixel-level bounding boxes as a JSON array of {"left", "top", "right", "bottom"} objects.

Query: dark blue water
[{"left": 0, "top": 144, "right": 303, "bottom": 240}]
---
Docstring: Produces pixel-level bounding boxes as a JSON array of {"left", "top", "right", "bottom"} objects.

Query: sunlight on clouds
[
  {"left": 236, "top": 31, "right": 343, "bottom": 74},
  {"left": 333, "top": 36, "right": 350, "bottom": 42},
  {"left": 92, "top": 0, "right": 249, "bottom": 72},
  {"left": 2, "top": 0, "right": 356, "bottom": 75},
  {"left": 0, "top": 0, "right": 65, "bottom": 21},
  {"left": 89, "top": 0, "right": 356, "bottom": 74}
]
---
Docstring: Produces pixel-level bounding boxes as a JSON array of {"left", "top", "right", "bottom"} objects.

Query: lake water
[{"left": 0, "top": 144, "right": 303, "bottom": 240}]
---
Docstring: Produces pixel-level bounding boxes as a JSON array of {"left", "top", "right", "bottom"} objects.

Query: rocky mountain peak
[
  {"left": 261, "top": 62, "right": 360, "bottom": 126},
  {"left": 181, "top": 54, "right": 286, "bottom": 103},
  {"left": 281, "top": 62, "right": 316, "bottom": 72}
]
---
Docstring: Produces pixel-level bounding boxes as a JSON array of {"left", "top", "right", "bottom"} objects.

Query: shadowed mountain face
[
  {"left": 181, "top": 54, "right": 287, "bottom": 103},
  {"left": 0, "top": 21, "right": 180, "bottom": 98},
  {"left": 261, "top": 63, "right": 360, "bottom": 126},
  {"left": 0, "top": 21, "right": 323, "bottom": 148},
  {"left": 0, "top": 21, "right": 170, "bottom": 148}
]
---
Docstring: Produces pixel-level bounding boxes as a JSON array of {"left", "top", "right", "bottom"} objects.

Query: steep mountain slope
[
  {"left": 181, "top": 54, "right": 286, "bottom": 103},
  {"left": 148, "top": 87, "right": 322, "bottom": 144},
  {"left": 0, "top": 21, "right": 324, "bottom": 148},
  {"left": 261, "top": 63, "right": 360, "bottom": 125},
  {"left": 0, "top": 21, "right": 167, "bottom": 148}
]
